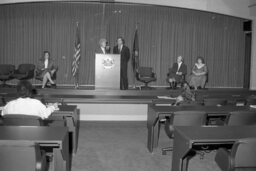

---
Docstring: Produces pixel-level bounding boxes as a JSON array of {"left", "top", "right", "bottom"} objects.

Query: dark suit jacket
[
  {"left": 37, "top": 60, "right": 56, "bottom": 71},
  {"left": 170, "top": 62, "right": 187, "bottom": 75},
  {"left": 113, "top": 45, "right": 130, "bottom": 71},
  {"left": 168, "top": 62, "right": 187, "bottom": 82}
]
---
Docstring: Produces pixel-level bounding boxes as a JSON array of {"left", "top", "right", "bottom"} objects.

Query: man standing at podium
[{"left": 113, "top": 37, "right": 130, "bottom": 90}]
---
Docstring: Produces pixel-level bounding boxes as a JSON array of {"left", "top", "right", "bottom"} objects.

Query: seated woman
[
  {"left": 162, "top": 82, "right": 196, "bottom": 106},
  {"left": 188, "top": 56, "right": 208, "bottom": 90},
  {"left": 173, "top": 82, "right": 196, "bottom": 106},
  {"left": 1, "top": 80, "right": 58, "bottom": 119},
  {"left": 36, "top": 51, "right": 57, "bottom": 88},
  {"left": 167, "top": 56, "right": 187, "bottom": 89}
]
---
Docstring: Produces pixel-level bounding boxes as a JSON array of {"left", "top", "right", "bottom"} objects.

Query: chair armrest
[
  {"left": 8, "top": 69, "right": 15, "bottom": 76},
  {"left": 35, "top": 144, "right": 47, "bottom": 171},
  {"left": 151, "top": 72, "right": 155, "bottom": 77},
  {"left": 27, "top": 69, "right": 35, "bottom": 78},
  {"left": 13, "top": 69, "right": 20, "bottom": 74},
  {"left": 152, "top": 72, "right": 156, "bottom": 79},
  {"left": 35, "top": 68, "right": 40, "bottom": 76},
  {"left": 164, "top": 116, "right": 174, "bottom": 139},
  {"left": 136, "top": 72, "right": 141, "bottom": 80},
  {"left": 46, "top": 115, "right": 67, "bottom": 127},
  {"left": 181, "top": 74, "right": 186, "bottom": 79},
  {"left": 215, "top": 148, "right": 231, "bottom": 171}
]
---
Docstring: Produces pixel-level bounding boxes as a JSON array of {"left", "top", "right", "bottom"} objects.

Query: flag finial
[{"left": 135, "top": 22, "right": 139, "bottom": 29}]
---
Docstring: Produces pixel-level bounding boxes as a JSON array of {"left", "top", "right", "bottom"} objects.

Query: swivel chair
[{"left": 137, "top": 67, "right": 156, "bottom": 89}]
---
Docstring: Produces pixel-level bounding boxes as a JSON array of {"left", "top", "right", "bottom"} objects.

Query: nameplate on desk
[{"left": 155, "top": 104, "right": 172, "bottom": 106}]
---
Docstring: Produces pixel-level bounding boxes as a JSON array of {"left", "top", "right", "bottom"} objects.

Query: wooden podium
[{"left": 95, "top": 54, "right": 120, "bottom": 89}]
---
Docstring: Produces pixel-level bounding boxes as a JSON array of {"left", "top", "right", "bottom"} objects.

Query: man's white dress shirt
[{"left": 1, "top": 97, "right": 55, "bottom": 119}]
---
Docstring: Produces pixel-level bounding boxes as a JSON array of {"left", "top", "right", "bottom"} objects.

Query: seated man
[
  {"left": 1, "top": 80, "right": 58, "bottom": 119},
  {"left": 167, "top": 56, "right": 187, "bottom": 89}
]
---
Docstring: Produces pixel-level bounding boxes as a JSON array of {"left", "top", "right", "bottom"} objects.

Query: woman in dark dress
[
  {"left": 173, "top": 82, "right": 196, "bottom": 106},
  {"left": 36, "top": 51, "right": 57, "bottom": 88},
  {"left": 189, "top": 56, "right": 208, "bottom": 90}
]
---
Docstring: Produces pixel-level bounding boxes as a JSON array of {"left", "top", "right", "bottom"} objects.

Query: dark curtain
[{"left": 0, "top": 2, "right": 246, "bottom": 87}]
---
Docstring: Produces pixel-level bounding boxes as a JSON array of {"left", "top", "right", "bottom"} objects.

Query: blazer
[
  {"left": 170, "top": 62, "right": 187, "bottom": 75},
  {"left": 95, "top": 47, "right": 110, "bottom": 54},
  {"left": 36, "top": 59, "right": 57, "bottom": 79},
  {"left": 113, "top": 45, "right": 130, "bottom": 69},
  {"left": 37, "top": 59, "right": 56, "bottom": 72}
]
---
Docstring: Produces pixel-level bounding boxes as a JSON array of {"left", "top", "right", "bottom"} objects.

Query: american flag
[
  {"left": 132, "top": 28, "right": 139, "bottom": 73},
  {"left": 132, "top": 27, "right": 139, "bottom": 88},
  {"left": 72, "top": 22, "right": 81, "bottom": 83}
]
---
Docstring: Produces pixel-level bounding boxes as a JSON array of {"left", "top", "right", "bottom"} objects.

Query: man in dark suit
[
  {"left": 95, "top": 38, "right": 110, "bottom": 54},
  {"left": 113, "top": 37, "right": 130, "bottom": 90},
  {"left": 167, "top": 56, "right": 187, "bottom": 89}
]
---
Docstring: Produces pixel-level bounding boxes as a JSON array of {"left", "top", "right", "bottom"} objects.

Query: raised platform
[
  {"left": 1, "top": 87, "right": 255, "bottom": 121},
  {"left": 1, "top": 87, "right": 255, "bottom": 103}
]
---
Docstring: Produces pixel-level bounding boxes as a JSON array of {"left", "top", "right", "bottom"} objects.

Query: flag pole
[
  {"left": 75, "top": 22, "right": 79, "bottom": 89},
  {"left": 72, "top": 21, "right": 81, "bottom": 89},
  {"left": 133, "top": 23, "right": 139, "bottom": 89}
]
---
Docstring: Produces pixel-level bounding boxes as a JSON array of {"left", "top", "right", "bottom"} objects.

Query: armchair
[
  {"left": 162, "top": 111, "right": 206, "bottom": 155},
  {"left": 2, "top": 114, "right": 45, "bottom": 126},
  {"left": 137, "top": 67, "right": 156, "bottom": 89},
  {"left": 225, "top": 111, "right": 256, "bottom": 126},
  {"left": 0, "top": 64, "right": 15, "bottom": 87},
  {"left": 215, "top": 138, "right": 256, "bottom": 171},
  {"left": 13, "top": 64, "right": 35, "bottom": 80},
  {"left": 0, "top": 142, "right": 47, "bottom": 171}
]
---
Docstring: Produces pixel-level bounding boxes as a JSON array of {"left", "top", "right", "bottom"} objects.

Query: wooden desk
[
  {"left": 147, "top": 105, "right": 252, "bottom": 152},
  {"left": 52, "top": 105, "right": 78, "bottom": 154},
  {"left": 0, "top": 105, "right": 79, "bottom": 154},
  {"left": 172, "top": 126, "right": 256, "bottom": 171},
  {"left": 0, "top": 126, "right": 69, "bottom": 171}
]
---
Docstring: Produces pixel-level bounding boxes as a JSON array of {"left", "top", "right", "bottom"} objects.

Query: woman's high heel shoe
[{"left": 51, "top": 83, "right": 57, "bottom": 89}]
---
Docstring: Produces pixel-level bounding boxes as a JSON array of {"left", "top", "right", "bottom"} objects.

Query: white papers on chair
[
  {"left": 250, "top": 105, "right": 256, "bottom": 109},
  {"left": 157, "top": 96, "right": 175, "bottom": 99},
  {"left": 155, "top": 103, "right": 172, "bottom": 106}
]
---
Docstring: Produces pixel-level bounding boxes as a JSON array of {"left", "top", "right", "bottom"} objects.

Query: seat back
[
  {"left": 225, "top": 111, "right": 256, "bottom": 126},
  {"left": 165, "top": 111, "right": 206, "bottom": 138},
  {"left": 17, "top": 64, "right": 35, "bottom": 74},
  {"left": 2, "top": 114, "right": 44, "bottom": 126},
  {"left": 0, "top": 96, "right": 6, "bottom": 106},
  {"left": 168, "top": 68, "right": 172, "bottom": 75},
  {"left": 246, "top": 98, "right": 256, "bottom": 105},
  {"left": 203, "top": 98, "right": 227, "bottom": 106},
  {"left": 0, "top": 142, "right": 46, "bottom": 171},
  {"left": 173, "top": 111, "right": 206, "bottom": 126},
  {"left": 231, "top": 138, "right": 256, "bottom": 169},
  {"left": 0, "top": 64, "right": 15, "bottom": 75},
  {"left": 138, "top": 67, "right": 153, "bottom": 77}
]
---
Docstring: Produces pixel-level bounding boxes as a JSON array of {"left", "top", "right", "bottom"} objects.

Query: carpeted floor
[{"left": 71, "top": 121, "right": 221, "bottom": 171}]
